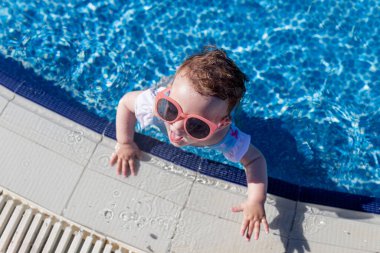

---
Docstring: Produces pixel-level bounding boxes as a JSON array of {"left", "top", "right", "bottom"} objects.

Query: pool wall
[{"left": 1, "top": 55, "right": 379, "bottom": 215}]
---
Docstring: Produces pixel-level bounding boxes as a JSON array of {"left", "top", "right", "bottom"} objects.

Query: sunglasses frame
[{"left": 155, "top": 87, "right": 227, "bottom": 140}]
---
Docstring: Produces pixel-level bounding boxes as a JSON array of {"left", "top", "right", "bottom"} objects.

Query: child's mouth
[{"left": 169, "top": 130, "right": 184, "bottom": 143}]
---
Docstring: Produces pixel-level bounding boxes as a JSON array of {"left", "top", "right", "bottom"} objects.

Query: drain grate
[{"left": 0, "top": 188, "right": 145, "bottom": 253}]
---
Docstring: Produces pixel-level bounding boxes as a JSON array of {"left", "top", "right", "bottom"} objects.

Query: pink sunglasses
[{"left": 155, "top": 87, "right": 229, "bottom": 140}]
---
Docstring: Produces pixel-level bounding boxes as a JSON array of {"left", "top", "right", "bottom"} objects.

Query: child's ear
[{"left": 218, "top": 115, "right": 232, "bottom": 129}]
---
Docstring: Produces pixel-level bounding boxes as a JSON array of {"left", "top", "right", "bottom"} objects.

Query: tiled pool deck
[{"left": 0, "top": 62, "right": 380, "bottom": 252}]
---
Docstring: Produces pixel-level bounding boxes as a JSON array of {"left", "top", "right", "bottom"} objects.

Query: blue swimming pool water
[{"left": 1, "top": 0, "right": 379, "bottom": 197}]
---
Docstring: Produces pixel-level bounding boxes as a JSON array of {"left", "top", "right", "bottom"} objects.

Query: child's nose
[{"left": 171, "top": 118, "right": 186, "bottom": 133}]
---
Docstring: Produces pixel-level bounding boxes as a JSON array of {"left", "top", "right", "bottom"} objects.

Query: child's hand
[
  {"left": 231, "top": 199, "right": 269, "bottom": 241},
  {"left": 109, "top": 142, "right": 142, "bottom": 177}
]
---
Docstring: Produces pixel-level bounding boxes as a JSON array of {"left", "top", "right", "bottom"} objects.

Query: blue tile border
[
  {"left": 0, "top": 56, "right": 109, "bottom": 134},
  {"left": 0, "top": 71, "right": 24, "bottom": 92},
  {"left": 1, "top": 55, "right": 379, "bottom": 214}
]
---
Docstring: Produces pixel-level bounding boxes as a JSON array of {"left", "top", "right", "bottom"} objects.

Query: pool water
[{"left": 1, "top": 0, "right": 379, "bottom": 197}]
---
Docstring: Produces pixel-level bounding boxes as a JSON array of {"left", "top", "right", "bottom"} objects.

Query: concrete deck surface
[{"left": 0, "top": 85, "right": 379, "bottom": 252}]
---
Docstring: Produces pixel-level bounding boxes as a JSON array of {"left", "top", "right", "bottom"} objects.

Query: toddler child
[{"left": 110, "top": 47, "right": 269, "bottom": 241}]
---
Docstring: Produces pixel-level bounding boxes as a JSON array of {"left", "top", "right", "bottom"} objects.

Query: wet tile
[
  {"left": 290, "top": 201, "right": 380, "bottom": 252},
  {"left": 0, "top": 85, "right": 14, "bottom": 100},
  {"left": 186, "top": 174, "right": 247, "bottom": 223},
  {"left": 0, "top": 127, "right": 84, "bottom": 213},
  {"left": 294, "top": 202, "right": 379, "bottom": 224},
  {"left": 63, "top": 170, "right": 181, "bottom": 253},
  {"left": 0, "top": 85, "right": 14, "bottom": 112},
  {"left": 0, "top": 96, "right": 101, "bottom": 166},
  {"left": 186, "top": 174, "right": 296, "bottom": 237},
  {"left": 0, "top": 96, "right": 7, "bottom": 113},
  {"left": 369, "top": 212, "right": 380, "bottom": 225},
  {"left": 287, "top": 239, "right": 373, "bottom": 253},
  {"left": 299, "top": 186, "right": 380, "bottom": 215},
  {"left": 170, "top": 208, "right": 287, "bottom": 253},
  {"left": 87, "top": 137, "right": 196, "bottom": 206}
]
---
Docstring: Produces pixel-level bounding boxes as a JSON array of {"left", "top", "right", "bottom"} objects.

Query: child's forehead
[
  {"left": 169, "top": 75, "right": 229, "bottom": 119},
  {"left": 171, "top": 74, "right": 207, "bottom": 102},
  {"left": 170, "top": 80, "right": 206, "bottom": 104},
  {"left": 172, "top": 70, "right": 191, "bottom": 85}
]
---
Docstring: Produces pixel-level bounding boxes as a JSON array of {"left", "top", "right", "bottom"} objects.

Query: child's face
[{"left": 164, "top": 71, "right": 230, "bottom": 147}]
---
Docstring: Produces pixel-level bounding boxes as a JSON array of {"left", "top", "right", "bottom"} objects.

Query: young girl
[{"left": 110, "top": 47, "right": 269, "bottom": 241}]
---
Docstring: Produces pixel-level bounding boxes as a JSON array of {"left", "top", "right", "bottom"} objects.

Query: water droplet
[
  {"left": 344, "top": 230, "right": 351, "bottom": 235},
  {"left": 99, "top": 155, "right": 109, "bottom": 167},
  {"left": 129, "top": 211, "right": 139, "bottom": 221},
  {"left": 163, "top": 220, "right": 169, "bottom": 230},
  {"left": 113, "top": 190, "right": 121, "bottom": 198},
  {"left": 21, "top": 160, "right": 30, "bottom": 168},
  {"left": 139, "top": 217, "right": 147, "bottom": 223},
  {"left": 103, "top": 209, "right": 114, "bottom": 222},
  {"left": 107, "top": 201, "right": 117, "bottom": 209},
  {"left": 119, "top": 211, "right": 129, "bottom": 221},
  {"left": 147, "top": 245, "right": 154, "bottom": 252}
]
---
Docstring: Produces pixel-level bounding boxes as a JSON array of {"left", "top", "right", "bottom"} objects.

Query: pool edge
[{"left": 0, "top": 55, "right": 379, "bottom": 215}]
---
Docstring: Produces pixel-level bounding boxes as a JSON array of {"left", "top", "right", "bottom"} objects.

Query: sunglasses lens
[
  {"left": 157, "top": 99, "right": 178, "bottom": 121},
  {"left": 186, "top": 118, "right": 211, "bottom": 139}
]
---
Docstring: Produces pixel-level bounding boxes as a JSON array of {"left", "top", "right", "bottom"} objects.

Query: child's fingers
[
  {"left": 231, "top": 204, "right": 244, "bottom": 213},
  {"left": 129, "top": 159, "right": 135, "bottom": 176},
  {"left": 262, "top": 217, "right": 269, "bottom": 234},
  {"left": 122, "top": 159, "right": 128, "bottom": 177},
  {"left": 254, "top": 221, "right": 260, "bottom": 240},
  {"left": 109, "top": 153, "right": 117, "bottom": 166},
  {"left": 117, "top": 158, "right": 122, "bottom": 175},
  {"left": 240, "top": 219, "right": 249, "bottom": 237},
  {"left": 247, "top": 221, "right": 254, "bottom": 241}
]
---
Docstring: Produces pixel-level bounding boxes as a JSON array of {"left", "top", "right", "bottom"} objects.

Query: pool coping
[{"left": 1, "top": 55, "right": 379, "bottom": 215}]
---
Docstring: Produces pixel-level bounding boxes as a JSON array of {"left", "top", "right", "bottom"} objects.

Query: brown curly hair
[{"left": 176, "top": 46, "right": 247, "bottom": 114}]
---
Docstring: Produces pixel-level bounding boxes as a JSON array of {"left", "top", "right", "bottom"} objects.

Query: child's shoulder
[
  {"left": 133, "top": 76, "right": 172, "bottom": 129},
  {"left": 208, "top": 124, "right": 251, "bottom": 163}
]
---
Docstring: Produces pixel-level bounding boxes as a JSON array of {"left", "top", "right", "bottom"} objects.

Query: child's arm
[
  {"left": 232, "top": 144, "right": 269, "bottom": 241},
  {"left": 110, "top": 90, "right": 144, "bottom": 177}
]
